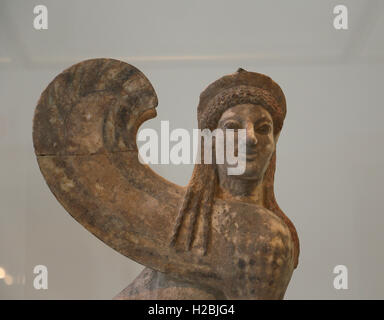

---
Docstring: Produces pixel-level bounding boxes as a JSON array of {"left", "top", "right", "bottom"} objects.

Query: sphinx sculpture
[{"left": 33, "top": 58, "right": 299, "bottom": 299}]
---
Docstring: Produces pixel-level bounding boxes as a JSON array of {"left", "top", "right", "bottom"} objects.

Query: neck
[{"left": 217, "top": 173, "right": 263, "bottom": 205}]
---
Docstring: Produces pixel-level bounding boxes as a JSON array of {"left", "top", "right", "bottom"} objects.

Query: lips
[{"left": 246, "top": 151, "right": 259, "bottom": 160}]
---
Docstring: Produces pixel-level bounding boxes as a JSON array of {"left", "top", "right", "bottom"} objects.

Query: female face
[{"left": 216, "top": 104, "right": 276, "bottom": 181}]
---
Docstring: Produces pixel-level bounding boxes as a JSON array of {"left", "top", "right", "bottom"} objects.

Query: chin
[
  {"left": 236, "top": 160, "right": 268, "bottom": 180},
  {"left": 238, "top": 169, "right": 263, "bottom": 180}
]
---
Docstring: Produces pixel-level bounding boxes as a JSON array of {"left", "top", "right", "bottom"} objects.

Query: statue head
[
  {"left": 216, "top": 103, "right": 275, "bottom": 185},
  {"left": 170, "top": 68, "right": 299, "bottom": 267}
]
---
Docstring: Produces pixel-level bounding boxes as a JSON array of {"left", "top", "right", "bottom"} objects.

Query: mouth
[{"left": 246, "top": 151, "right": 259, "bottom": 160}]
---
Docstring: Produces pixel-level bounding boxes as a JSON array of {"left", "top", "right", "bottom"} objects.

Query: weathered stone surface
[{"left": 33, "top": 58, "right": 299, "bottom": 299}]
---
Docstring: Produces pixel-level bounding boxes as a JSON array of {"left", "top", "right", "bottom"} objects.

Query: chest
[{"left": 209, "top": 202, "right": 295, "bottom": 299}]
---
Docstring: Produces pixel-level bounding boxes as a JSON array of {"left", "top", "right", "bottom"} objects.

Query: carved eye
[
  {"left": 256, "top": 124, "right": 271, "bottom": 135},
  {"left": 223, "top": 121, "right": 241, "bottom": 130}
]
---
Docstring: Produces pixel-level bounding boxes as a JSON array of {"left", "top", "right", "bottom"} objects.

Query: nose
[{"left": 246, "top": 122, "right": 257, "bottom": 147}]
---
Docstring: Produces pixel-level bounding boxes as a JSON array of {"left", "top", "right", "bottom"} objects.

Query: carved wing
[{"left": 33, "top": 58, "right": 186, "bottom": 272}]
